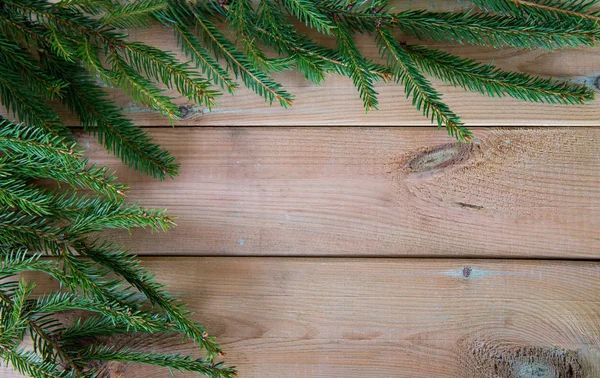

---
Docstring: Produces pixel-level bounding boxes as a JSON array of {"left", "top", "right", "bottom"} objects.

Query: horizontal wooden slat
[
  {"left": 2, "top": 258, "right": 600, "bottom": 377},
  {"left": 3, "top": 1, "right": 599, "bottom": 127},
  {"left": 50, "top": 41, "right": 600, "bottom": 127},
  {"left": 122, "top": 0, "right": 600, "bottom": 127},
  {"left": 81, "top": 127, "right": 600, "bottom": 258}
]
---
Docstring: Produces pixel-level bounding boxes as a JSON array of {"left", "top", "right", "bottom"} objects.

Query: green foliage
[
  {"left": 2, "top": 0, "right": 596, "bottom": 145},
  {"left": 0, "top": 119, "right": 235, "bottom": 377},
  {"left": 155, "top": 0, "right": 596, "bottom": 140},
  {"left": 1, "top": 2, "right": 598, "bottom": 376}
]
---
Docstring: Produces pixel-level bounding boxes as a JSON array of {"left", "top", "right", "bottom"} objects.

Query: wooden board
[
  {"left": 80, "top": 127, "right": 600, "bottom": 259},
  {"left": 44, "top": 40, "right": 600, "bottom": 127},
  {"left": 3, "top": 1, "right": 600, "bottom": 126},
  {"left": 2, "top": 257, "right": 600, "bottom": 377}
]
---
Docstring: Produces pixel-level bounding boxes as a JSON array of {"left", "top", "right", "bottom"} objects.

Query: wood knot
[
  {"left": 462, "top": 266, "right": 472, "bottom": 278},
  {"left": 594, "top": 76, "right": 600, "bottom": 91},
  {"left": 407, "top": 142, "right": 474, "bottom": 174},
  {"left": 178, "top": 105, "right": 190, "bottom": 118},
  {"left": 458, "top": 336, "right": 587, "bottom": 378}
]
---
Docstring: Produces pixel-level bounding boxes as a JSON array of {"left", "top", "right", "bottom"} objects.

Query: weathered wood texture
[
  {"left": 4, "top": 1, "right": 600, "bottom": 126},
  {"left": 3, "top": 258, "right": 600, "bottom": 377},
  {"left": 50, "top": 41, "right": 600, "bottom": 127},
  {"left": 80, "top": 127, "right": 600, "bottom": 259}
]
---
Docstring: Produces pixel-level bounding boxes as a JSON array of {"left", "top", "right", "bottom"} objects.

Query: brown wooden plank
[
  {"left": 2, "top": 257, "right": 599, "bottom": 377},
  {"left": 81, "top": 127, "right": 600, "bottom": 258},
  {"left": 3, "top": 1, "right": 600, "bottom": 127},
  {"left": 48, "top": 41, "right": 600, "bottom": 127}
]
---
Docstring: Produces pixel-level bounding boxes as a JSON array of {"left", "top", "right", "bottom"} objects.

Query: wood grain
[
  {"left": 79, "top": 127, "right": 600, "bottom": 259},
  {"left": 2, "top": 257, "right": 600, "bottom": 377},
  {"left": 46, "top": 41, "right": 600, "bottom": 127},
  {"left": 4, "top": 1, "right": 600, "bottom": 126}
]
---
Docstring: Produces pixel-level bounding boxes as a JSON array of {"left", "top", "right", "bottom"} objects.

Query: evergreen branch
[
  {"left": 0, "top": 177, "right": 57, "bottom": 217},
  {"left": 76, "top": 240, "right": 225, "bottom": 357},
  {"left": 173, "top": 23, "right": 239, "bottom": 93},
  {"left": 55, "top": 0, "right": 115, "bottom": 14},
  {"left": 0, "top": 251, "right": 63, "bottom": 281},
  {"left": 66, "top": 203, "right": 175, "bottom": 238},
  {"left": 59, "top": 315, "right": 172, "bottom": 341},
  {"left": 108, "top": 52, "right": 180, "bottom": 117},
  {"left": 0, "top": 36, "right": 66, "bottom": 98},
  {"left": 253, "top": 24, "right": 392, "bottom": 82},
  {"left": 0, "top": 118, "right": 128, "bottom": 199},
  {"left": 392, "top": 9, "right": 599, "bottom": 49},
  {"left": 227, "top": 0, "right": 273, "bottom": 72},
  {"left": 0, "top": 210, "right": 64, "bottom": 254},
  {"left": 255, "top": 0, "right": 327, "bottom": 83},
  {"left": 0, "top": 119, "right": 76, "bottom": 162},
  {"left": 40, "top": 53, "right": 180, "bottom": 180},
  {"left": 60, "top": 253, "right": 139, "bottom": 306},
  {"left": 189, "top": 5, "right": 294, "bottom": 107},
  {"left": 472, "top": 0, "right": 600, "bottom": 23},
  {"left": 120, "top": 41, "right": 219, "bottom": 108},
  {"left": 99, "top": 0, "right": 167, "bottom": 28},
  {"left": 317, "top": 2, "right": 598, "bottom": 49},
  {"left": 0, "top": 68, "right": 68, "bottom": 139},
  {"left": 0, "top": 284, "right": 84, "bottom": 376},
  {"left": 0, "top": 348, "right": 66, "bottom": 378},
  {"left": 29, "top": 293, "right": 168, "bottom": 334},
  {"left": 376, "top": 29, "right": 471, "bottom": 140},
  {"left": 280, "top": 0, "right": 335, "bottom": 35},
  {"left": 73, "top": 345, "right": 237, "bottom": 377},
  {"left": 334, "top": 22, "right": 379, "bottom": 110},
  {"left": 404, "top": 44, "right": 594, "bottom": 105}
]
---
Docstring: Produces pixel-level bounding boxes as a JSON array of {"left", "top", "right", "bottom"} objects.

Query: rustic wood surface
[
  {"left": 77, "top": 127, "right": 600, "bottom": 259},
  {"left": 3, "top": 1, "right": 600, "bottom": 377},
  {"left": 4, "top": 2, "right": 600, "bottom": 126},
  {"left": 47, "top": 42, "right": 600, "bottom": 127},
  {"left": 4, "top": 258, "right": 600, "bottom": 377}
]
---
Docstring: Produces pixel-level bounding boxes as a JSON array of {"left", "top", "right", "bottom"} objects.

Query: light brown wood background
[{"left": 3, "top": 0, "right": 600, "bottom": 377}]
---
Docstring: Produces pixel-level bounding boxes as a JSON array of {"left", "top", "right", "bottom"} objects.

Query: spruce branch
[
  {"left": 404, "top": 44, "right": 595, "bottom": 105},
  {"left": 73, "top": 345, "right": 236, "bottom": 378},
  {"left": 188, "top": 3, "right": 294, "bottom": 107},
  {"left": 3, "top": 0, "right": 594, "bottom": 143},
  {"left": 0, "top": 120, "right": 235, "bottom": 377},
  {"left": 472, "top": 0, "right": 600, "bottom": 23},
  {"left": 376, "top": 29, "right": 471, "bottom": 140},
  {"left": 334, "top": 21, "right": 379, "bottom": 110},
  {"left": 173, "top": 23, "right": 240, "bottom": 93}
]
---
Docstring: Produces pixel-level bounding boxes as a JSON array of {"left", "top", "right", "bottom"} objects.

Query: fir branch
[
  {"left": 73, "top": 345, "right": 236, "bottom": 378},
  {"left": 40, "top": 53, "right": 180, "bottom": 180},
  {"left": 227, "top": 0, "right": 273, "bottom": 72},
  {"left": 108, "top": 52, "right": 180, "bottom": 117},
  {"left": 0, "top": 348, "right": 67, "bottom": 378},
  {"left": 334, "top": 21, "right": 379, "bottom": 110},
  {"left": 76, "top": 240, "right": 225, "bottom": 357},
  {"left": 317, "top": 2, "right": 599, "bottom": 49},
  {"left": 404, "top": 44, "right": 594, "bottom": 105},
  {"left": 0, "top": 69, "right": 68, "bottom": 139},
  {"left": 0, "top": 36, "right": 66, "bottom": 98},
  {"left": 173, "top": 23, "right": 239, "bottom": 93},
  {"left": 99, "top": 0, "right": 167, "bottom": 28},
  {"left": 472, "top": 0, "right": 600, "bottom": 23},
  {"left": 120, "top": 41, "right": 219, "bottom": 108},
  {"left": 376, "top": 28, "right": 471, "bottom": 140},
  {"left": 29, "top": 293, "right": 168, "bottom": 335},
  {"left": 280, "top": 0, "right": 336, "bottom": 35},
  {"left": 189, "top": 4, "right": 294, "bottom": 107},
  {"left": 59, "top": 315, "right": 172, "bottom": 341}
]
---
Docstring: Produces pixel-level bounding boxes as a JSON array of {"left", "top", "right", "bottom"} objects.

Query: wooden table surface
[{"left": 3, "top": 1, "right": 600, "bottom": 377}]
